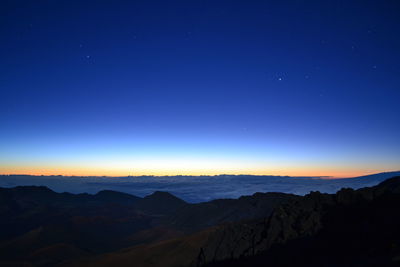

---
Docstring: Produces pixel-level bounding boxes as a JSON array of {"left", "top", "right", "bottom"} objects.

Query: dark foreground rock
[{"left": 72, "top": 176, "right": 400, "bottom": 267}]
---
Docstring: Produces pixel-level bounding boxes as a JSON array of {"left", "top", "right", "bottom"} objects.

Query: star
[{"left": 278, "top": 77, "right": 282, "bottom": 81}]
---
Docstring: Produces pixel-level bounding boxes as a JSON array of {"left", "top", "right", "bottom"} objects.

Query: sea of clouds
[{"left": 0, "top": 172, "right": 399, "bottom": 202}]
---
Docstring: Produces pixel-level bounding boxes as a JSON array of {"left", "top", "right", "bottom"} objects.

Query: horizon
[{"left": 2, "top": 170, "right": 400, "bottom": 179}]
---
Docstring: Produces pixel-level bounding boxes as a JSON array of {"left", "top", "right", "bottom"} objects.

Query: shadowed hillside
[
  {"left": 1, "top": 175, "right": 400, "bottom": 266},
  {"left": 0, "top": 184, "right": 296, "bottom": 266},
  {"left": 69, "top": 176, "right": 400, "bottom": 267}
]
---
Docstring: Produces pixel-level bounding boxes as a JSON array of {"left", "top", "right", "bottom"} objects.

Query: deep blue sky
[{"left": 1, "top": 0, "right": 399, "bottom": 176}]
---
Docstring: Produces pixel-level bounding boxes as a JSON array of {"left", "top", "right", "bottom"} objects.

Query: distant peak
[
  {"left": 144, "top": 191, "right": 187, "bottom": 204},
  {"left": 14, "top": 185, "right": 53, "bottom": 192},
  {"left": 148, "top": 191, "right": 175, "bottom": 198},
  {"left": 94, "top": 190, "right": 141, "bottom": 201},
  {"left": 95, "top": 190, "right": 120, "bottom": 195}
]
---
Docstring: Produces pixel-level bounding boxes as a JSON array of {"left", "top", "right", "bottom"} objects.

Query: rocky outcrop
[
  {"left": 0, "top": 185, "right": 296, "bottom": 266},
  {"left": 3, "top": 177, "right": 400, "bottom": 267},
  {"left": 165, "top": 192, "right": 299, "bottom": 232},
  {"left": 193, "top": 191, "right": 332, "bottom": 265},
  {"left": 193, "top": 176, "right": 400, "bottom": 266}
]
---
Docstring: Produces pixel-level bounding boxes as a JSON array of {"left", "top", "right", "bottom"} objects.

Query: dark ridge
[
  {"left": 69, "top": 176, "right": 400, "bottom": 267},
  {"left": 133, "top": 191, "right": 188, "bottom": 215},
  {"left": 164, "top": 192, "right": 299, "bottom": 232},
  {"left": 146, "top": 191, "right": 181, "bottom": 199},
  {"left": 201, "top": 176, "right": 400, "bottom": 267},
  {"left": 1, "top": 175, "right": 400, "bottom": 266},
  {"left": 94, "top": 190, "right": 141, "bottom": 204},
  {"left": 376, "top": 175, "right": 400, "bottom": 191}
]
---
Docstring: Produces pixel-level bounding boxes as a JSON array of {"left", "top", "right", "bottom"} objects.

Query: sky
[{"left": 1, "top": 0, "right": 399, "bottom": 177}]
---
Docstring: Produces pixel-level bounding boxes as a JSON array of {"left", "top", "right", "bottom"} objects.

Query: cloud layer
[{"left": 1, "top": 172, "right": 399, "bottom": 203}]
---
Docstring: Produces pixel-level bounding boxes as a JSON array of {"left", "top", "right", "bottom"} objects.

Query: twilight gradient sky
[{"left": 1, "top": 0, "right": 399, "bottom": 177}]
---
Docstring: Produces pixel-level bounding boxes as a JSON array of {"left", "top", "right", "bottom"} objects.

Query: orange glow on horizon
[{"left": 0, "top": 165, "right": 390, "bottom": 179}]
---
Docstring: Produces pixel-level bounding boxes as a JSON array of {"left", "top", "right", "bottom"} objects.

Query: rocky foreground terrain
[
  {"left": 0, "top": 182, "right": 296, "bottom": 266},
  {"left": 1, "top": 174, "right": 400, "bottom": 266}
]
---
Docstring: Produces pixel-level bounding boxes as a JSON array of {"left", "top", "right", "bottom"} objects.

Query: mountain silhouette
[
  {"left": 0, "top": 183, "right": 295, "bottom": 266},
  {"left": 71, "top": 176, "right": 400, "bottom": 267},
  {"left": 0, "top": 173, "right": 400, "bottom": 266},
  {"left": 133, "top": 191, "right": 188, "bottom": 215}
]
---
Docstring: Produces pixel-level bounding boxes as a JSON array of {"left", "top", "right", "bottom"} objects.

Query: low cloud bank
[{"left": 1, "top": 172, "right": 399, "bottom": 203}]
